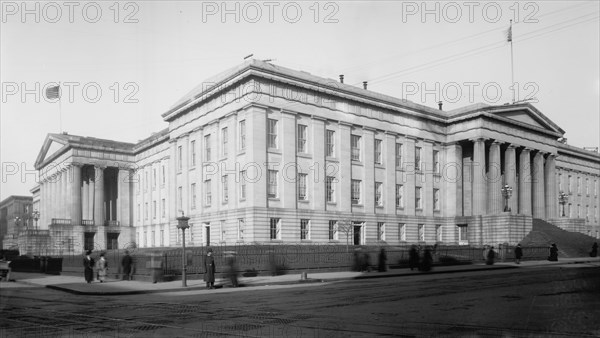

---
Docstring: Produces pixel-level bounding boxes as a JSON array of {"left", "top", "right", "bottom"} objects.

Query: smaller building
[{"left": 0, "top": 195, "right": 33, "bottom": 250}]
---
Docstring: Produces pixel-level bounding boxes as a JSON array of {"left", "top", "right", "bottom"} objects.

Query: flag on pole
[
  {"left": 506, "top": 21, "right": 513, "bottom": 42},
  {"left": 45, "top": 85, "right": 61, "bottom": 99}
]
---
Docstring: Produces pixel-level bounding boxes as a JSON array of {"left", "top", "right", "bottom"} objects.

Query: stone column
[
  {"left": 70, "top": 164, "right": 82, "bottom": 225},
  {"left": 544, "top": 154, "right": 557, "bottom": 219},
  {"left": 518, "top": 148, "right": 532, "bottom": 215},
  {"left": 472, "top": 138, "right": 487, "bottom": 215},
  {"left": 487, "top": 141, "right": 502, "bottom": 214},
  {"left": 504, "top": 144, "right": 517, "bottom": 213},
  {"left": 445, "top": 143, "right": 463, "bottom": 217},
  {"left": 118, "top": 168, "right": 131, "bottom": 227},
  {"left": 532, "top": 152, "right": 545, "bottom": 219},
  {"left": 82, "top": 168, "right": 89, "bottom": 220},
  {"left": 94, "top": 166, "right": 105, "bottom": 226}
]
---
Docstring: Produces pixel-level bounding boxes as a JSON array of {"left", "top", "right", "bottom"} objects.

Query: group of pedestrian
[
  {"left": 82, "top": 250, "right": 133, "bottom": 283},
  {"left": 408, "top": 245, "right": 433, "bottom": 272}
]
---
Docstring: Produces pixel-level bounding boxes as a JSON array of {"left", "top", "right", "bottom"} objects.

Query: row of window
[
  {"left": 138, "top": 165, "right": 167, "bottom": 194},
  {"left": 559, "top": 174, "right": 599, "bottom": 197},
  {"left": 138, "top": 199, "right": 167, "bottom": 222},
  {"left": 178, "top": 120, "right": 247, "bottom": 171},
  {"left": 268, "top": 218, "right": 446, "bottom": 243},
  {"left": 564, "top": 203, "right": 599, "bottom": 222}
]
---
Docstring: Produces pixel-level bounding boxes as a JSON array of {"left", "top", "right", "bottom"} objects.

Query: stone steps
[{"left": 520, "top": 219, "right": 596, "bottom": 258}]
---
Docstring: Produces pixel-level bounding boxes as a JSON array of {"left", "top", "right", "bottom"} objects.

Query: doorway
[
  {"left": 353, "top": 223, "right": 362, "bottom": 245},
  {"left": 204, "top": 223, "right": 210, "bottom": 246}
]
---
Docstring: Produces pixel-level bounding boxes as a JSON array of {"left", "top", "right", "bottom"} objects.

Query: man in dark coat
[
  {"left": 590, "top": 242, "right": 598, "bottom": 257},
  {"left": 548, "top": 243, "right": 559, "bottom": 261},
  {"left": 121, "top": 250, "right": 133, "bottom": 280},
  {"left": 378, "top": 248, "right": 387, "bottom": 272},
  {"left": 486, "top": 246, "right": 496, "bottom": 265},
  {"left": 419, "top": 247, "right": 433, "bottom": 272},
  {"left": 204, "top": 248, "right": 216, "bottom": 289},
  {"left": 514, "top": 244, "right": 523, "bottom": 264},
  {"left": 83, "top": 250, "right": 95, "bottom": 283},
  {"left": 408, "top": 245, "right": 419, "bottom": 271}
]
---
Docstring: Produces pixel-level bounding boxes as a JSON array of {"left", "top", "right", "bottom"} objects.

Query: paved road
[{"left": 1, "top": 262, "right": 599, "bottom": 337}]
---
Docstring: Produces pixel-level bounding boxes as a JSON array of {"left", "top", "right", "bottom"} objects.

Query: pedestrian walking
[
  {"left": 204, "top": 248, "right": 216, "bottom": 289},
  {"left": 83, "top": 250, "right": 95, "bottom": 283},
  {"left": 225, "top": 251, "right": 238, "bottom": 287},
  {"left": 121, "top": 250, "right": 133, "bottom": 280},
  {"left": 590, "top": 242, "right": 598, "bottom": 257},
  {"left": 96, "top": 252, "right": 108, "bottom": 283},
  {"left": 378, "top": 248, "right": 387, "bottom": 272},
  {"left": 408, "top": 245, "right": 419, "bottom": 271},
  {"left": 514, "top": 244, "right": 523, "bottom": 264},
  {"left": 486, "top": 246, "right": 496, "bottom": 265},
  {"left": 548, "top": 243, "right": 558, "bottom": 261},
  {"left": 419, "top": 247, "right": 433, "bottom": 272}
]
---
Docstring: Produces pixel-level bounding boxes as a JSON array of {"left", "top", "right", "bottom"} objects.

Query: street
[{"left": 1, "top": 263, "right": 599, "bottom": 337}]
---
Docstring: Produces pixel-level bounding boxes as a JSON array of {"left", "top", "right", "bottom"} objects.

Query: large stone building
[
  {"left": 0, "top": 195, "right": 33, "bottom": 250},
  {"left": 27, "top": 60, "right": 600, "bottom": 254}
]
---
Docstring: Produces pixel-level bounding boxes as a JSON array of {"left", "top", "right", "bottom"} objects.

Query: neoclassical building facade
[{"left": 29, "top": 60, "right": 599, "bottom": 254}]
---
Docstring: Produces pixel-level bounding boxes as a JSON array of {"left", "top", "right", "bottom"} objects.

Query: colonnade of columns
[
  {"left": 39, "top": 163, "right": 132, "bottom": 228},
  {"left": 466, "top": 138, "right": 557, "bottom": 219}
]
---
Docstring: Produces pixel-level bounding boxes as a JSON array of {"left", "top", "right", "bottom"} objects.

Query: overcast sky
[{"left": 1, "top": 0, "right": 599, "bottom": 200}]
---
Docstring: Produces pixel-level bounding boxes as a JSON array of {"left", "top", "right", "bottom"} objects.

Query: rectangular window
[
  {"left": 415, "top": 187, "right": 422, "bottom": 209},
  {"left": 298, "top": 173, "right": 308, "bottom": 200},
  {"left": 222, "top": 127, "right": 228, "bottom": 157},
  {"left": 300, "top": 219, "right": 310, "bottom": 240},
  {"left": 399, "top": 223, "right": 406, "bottom": 241},
  {"left": 377, "top": 222, "right": 385, "bottom": 241},
  {"left": 577, "top": 177, "right": 581, "bottom": 194},
  {"left": 238, "top": 218, "right": 245, "bottom": 240},
  {"left": 204, "top": 134, "right": 211, "bottom": 161},
  {"left": 137, "top": 203, "right": 140, "bottom": 222},
  {"left": 145, "top": 171, "right": 148, "bottom": 191},
  {"left": 586, "top": 178, "right": 589, "bottom": 195},
  {"left": 270, "top": 218, "right": 280, "bottom": 240},
  {"left": 374, "top": 139, "right": 382, "bottom": 164},
  {"left": 222, "top": 175, "right": 228, "bottom": 203},
  {"left": 178, "top": 146, "right": 183, "bottom": 171},
  {"left": 240, "top": 170, "right": 247, "bottom": 200},
  {"left": 415, "top": 146, "right": 422, "bottom": 171},
  {"left": 375, "top": 182, "right": 383, "bottom": 207},
  {"left": 396, "top": 184, "right": 404, "bottom": 208},
  {"left": 268, "top": 119, "right": 278, "bottom": 148},
  {"left": 436, "top": 224, "right": 442, "bottom": 242},
  {"left": 191, "top": 140, "right": 196, "bottom": 166},
  {"left": 297, "top": 124, "right": 307, "bottom": 153},
  {"left": 568, "top": 175, "right": 572, "bottom": 194},
  {"left": 418, "top": 224, "right": 425, "bottom": 241},
  {"left": 153, "top": 201, "right": 156, "bottom": 219},
  {"left": 328, "top": 220, "right": 337, "bottom": 240},
  {"left": 433, "top": 150, "right": 440, "bottom": 174},
  {"left": 153, "top": 168, "right": 157, "bottom": 190},
  {"left": 351, "top": 179, "right": 361, "bottom": 205},
  {"left": 162, "top": 165, "right": 166, "bottom": 186},
  {"left": 268, "top": 170, "right": 278, "bottom": 198},
  {"left": 144, "top": 202, "right": 148, "bottom": 220},
  {"left": 326, "top": 130, "right": 335, "bottom": 157},
  {"left": 204, "top": 180, "right": 211, "bottom": 206},
  {"left": 458, "top": 225, "right": 468, "bottom": 244},
  {"left": 326, "top": 176, "right": 335, "bottom": 203},
  {"left": 160, "top": 229, "right": 164, "bottom": 246},
  {"left": 396, "top": 143, "right": 403, "bottom": 168},
  {"left": 433, "top": 188, "right": 440, "bottom": 211},
  {"left": 177, "top": 186, "right": 182, "bottom": 209},
  {"left": 351, "top": 135, "right": 361, "bottom": 161},
  {"left": 239, "top": 120, "right": 246, "bottom": 151},
  {"left": 161, "top": 199, "right": 165, "bottom": 218},
  {"left": 191, "top": 183, "right": 196, "bottom": 209}
]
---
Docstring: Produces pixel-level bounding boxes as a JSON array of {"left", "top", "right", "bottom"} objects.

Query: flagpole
[
  {"left": 58, "top": 82, "right": 62, "bottom": 133},
  {"left": 509, "top": 19, "right": 515, "bottom": 103}
]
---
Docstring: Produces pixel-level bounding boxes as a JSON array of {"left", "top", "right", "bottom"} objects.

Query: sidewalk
[{"left": 2, "top": 257, "right": 598, "bottom": 296}]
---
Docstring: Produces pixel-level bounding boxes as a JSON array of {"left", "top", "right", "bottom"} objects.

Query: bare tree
[{"left": 337, "top": 218, "right": 354, "bottom": 252}]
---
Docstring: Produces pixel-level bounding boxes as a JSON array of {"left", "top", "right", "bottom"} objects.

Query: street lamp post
[
  {"left": 501, "top": 184, "right": 513, "bottom": 212},
  {"left": 558, "top": 191, "right": 569, "bottom": 217},
  {"left": 176, "top": 212, "right": 190, "bottom": 287}
]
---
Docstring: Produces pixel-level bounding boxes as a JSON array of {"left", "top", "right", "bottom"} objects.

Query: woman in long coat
[
  {"left": 204, "top": 248, "right": 216, "bottom": 289},
  {"left": 408, "top": 245, "right": 419, "bottom": 271},
  {"left": 83, "top": 250, "right": 95, "bottom": 283},
  {"left": 548, "top": 243, "right": 559, "bottom": 261}
]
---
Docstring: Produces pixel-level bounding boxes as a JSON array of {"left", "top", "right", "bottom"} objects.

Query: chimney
[
  {"left": 438, "top": 101, "right": 443, "bottom": 110},
  {"left": 363, "top": 81, "right": 368, "bottom": 90},
  {"left": 339, "top": 75, "right": 344, "bottom": 83}
]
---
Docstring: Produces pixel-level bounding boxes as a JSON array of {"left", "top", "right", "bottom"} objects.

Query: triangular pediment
[
  {"left": 486, "top": 104, "right": 565, "bottom": 136},
  {"left": 34, "top": 134, "right": 70, "bottom": 169},
  {"left": 497, "top": 110, "right": 545, "bottom": 129}
]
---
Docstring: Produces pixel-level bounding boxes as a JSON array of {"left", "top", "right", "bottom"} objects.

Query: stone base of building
[
  {"left": 44, "top": 225, "right": 136, "bottom": 255},
  {"left": 454, "top": 213, "right": 532, "bottom": 246}
]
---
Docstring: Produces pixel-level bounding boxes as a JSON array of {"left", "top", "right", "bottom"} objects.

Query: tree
[{"left": 337, "top": 218, "right": 354, "bottom": 252}]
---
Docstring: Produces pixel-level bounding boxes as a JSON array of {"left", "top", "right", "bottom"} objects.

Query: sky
[{"left": 1, "top": 0, "right": 599, "bottom": 200}]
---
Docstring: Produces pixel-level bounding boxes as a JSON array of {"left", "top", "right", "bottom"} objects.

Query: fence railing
[
  {"left": 81, "top": 220, "right": 95, "bottom": 226},
  {"left": 51, "top": 218, "right": 71, "bottom": 225}
]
